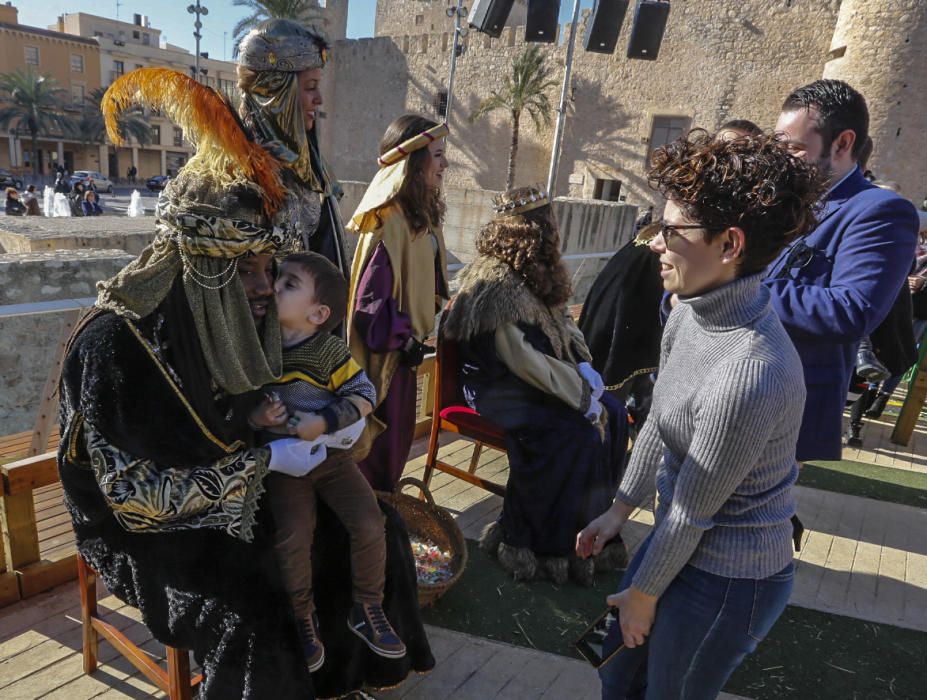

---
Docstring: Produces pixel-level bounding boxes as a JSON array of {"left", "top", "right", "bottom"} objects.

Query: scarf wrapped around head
[
  {"left": 95, "top": 68, "right": 294, "bottom": 394},
  {"left": 347, "top": 122, "right": 449, "bottom": 232},
  {"left": 238, "top": 19, "right": 340, "bottom": 197}
]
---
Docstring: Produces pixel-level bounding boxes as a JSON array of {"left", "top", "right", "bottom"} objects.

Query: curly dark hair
[
  {"left": 648, "top": 129, "right": 826, "bottom": 275},
  {"left": 380, "top": 114, "right": 446, "bottom": 236},
  {"left": 476, "top": 205, "right": 572, "bottom": 307}
]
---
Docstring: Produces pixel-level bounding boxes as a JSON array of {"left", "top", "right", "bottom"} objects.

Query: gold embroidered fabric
[{"left": 85, "top": 422, "right": 269, "bottom": 542}]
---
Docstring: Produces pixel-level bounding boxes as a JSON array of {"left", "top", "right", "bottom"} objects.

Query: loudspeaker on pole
[
  {"left": 468, "top": 0, "right": 516, "bottom": 38},
  {"left": 526, "top": 0, "right": 560, "bottom": 43},
  {"left": 627, "top": 0, "right": 670, "bottom": 60},
  {"left": 583, "top": 0, "right": 630, "bottom": 54}
]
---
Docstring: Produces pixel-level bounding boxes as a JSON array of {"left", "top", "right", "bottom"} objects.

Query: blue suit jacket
[{"left": 764, "top": 167, "right": 919, "bottom": 461}]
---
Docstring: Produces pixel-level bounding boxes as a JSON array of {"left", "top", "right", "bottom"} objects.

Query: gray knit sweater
[{"left": 617, "top": 273, "right": 805, "bottom": 597}]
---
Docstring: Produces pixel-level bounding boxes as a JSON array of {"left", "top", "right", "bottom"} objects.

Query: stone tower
[{"left": 823, "top": 0, "right": 927, "bottom": 198}]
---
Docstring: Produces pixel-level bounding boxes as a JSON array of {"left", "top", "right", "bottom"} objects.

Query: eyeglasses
[{"left": 635, "top": 221, "right": 706, "bottom": 246}]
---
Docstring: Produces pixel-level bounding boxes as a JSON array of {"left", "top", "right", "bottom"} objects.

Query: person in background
[
  {"left": 578, "top": 130, "right": 822, "bottom": 700},
  {"left": 716, "top": 118, "right": 762, "bottom": 140},
  {"left": 445, "top": 186, "right": 629, "bottom": 586},
  {"left": 346, "top": 114, "right": 450, "bottom": 492},
  {"left": 81, "top": 189, "right": 103, "bottom": 216},
  {"left": 237, "top": 20, "right": 350, "bottom": 279},
  {"left": 767, "top": 79, "right": 919, "bottom": 462},
  {"left": 21, "top": 184, "right": 40, "bottom": 215},
  {"left": 5, "top": 187, "right": 25, "bottom": 216},
  {"left": 54, "top": 172, "right": 71, "bottom": 194}
]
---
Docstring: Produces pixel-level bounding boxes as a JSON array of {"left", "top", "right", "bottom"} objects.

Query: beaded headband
[
  {"left": 377, "top": 123, "right": 449, "bottom": 167},
  {"left": 492, "top": 185, "right": 550, "bottom": 218}
]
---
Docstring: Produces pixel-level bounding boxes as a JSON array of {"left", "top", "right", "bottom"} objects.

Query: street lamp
[
  {"left": 546, "top": 0, "right": 580, "bottom": 195},
  {"left": 445, "top": 0, "right": 469, "bottom": 127},
  {"left": 187, "top": 2, "right": 209, "bottom": 83}
]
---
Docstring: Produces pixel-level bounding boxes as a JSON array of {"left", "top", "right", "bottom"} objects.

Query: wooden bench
[{"left": 0, "top": 451, "right": 76, "bottom": 602}]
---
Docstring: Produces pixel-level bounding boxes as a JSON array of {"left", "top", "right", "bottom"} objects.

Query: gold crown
[{"left": 492, "top": 185, "right": 550, "bottom": 218}]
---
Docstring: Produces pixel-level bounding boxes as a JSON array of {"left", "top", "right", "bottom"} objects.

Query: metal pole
[
  {"left": 188, "top": 2, "right": 208, "bottom": 83},
  {"left": 547, "top": 0, "right": 581, "bottom": 195},
  {"left": 446, "top": 0, "right": 466, "bottom": 126}
]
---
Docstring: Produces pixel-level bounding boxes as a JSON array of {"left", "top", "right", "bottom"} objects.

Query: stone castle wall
[
  {"left": 0, "top": 250, "right": 133, "bottom": 435},
  {"left": 326, "top": 0, "right": 925, "bottom": 207},
  {"left": 823, "top": 0, "right": 927, "bottom": 199},
  {"left": 328, "top": 0, "right": 842, "bottom": 206},
  {"left": 375, "top": 0, "right": 527, "bottom": 39}
]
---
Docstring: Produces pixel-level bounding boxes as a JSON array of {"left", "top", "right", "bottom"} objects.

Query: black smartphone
[{"left": 575, "top": 607, "right": 624, "bottom": 669}]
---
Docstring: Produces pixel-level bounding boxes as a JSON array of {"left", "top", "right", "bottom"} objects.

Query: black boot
[
  {"left": 865, "top": 392, "right": 890, "bottom": 419},
  {"left": 844, "top": 421, "right": 863, "bottom": 448}
]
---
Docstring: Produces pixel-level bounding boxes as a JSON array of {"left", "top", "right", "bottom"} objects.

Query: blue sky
[
  {"left": 17, "top": 0, "right": 380, "bottom": 62},
  {"left": 17, "top": 1, "right": 590, "bottom": 62}
]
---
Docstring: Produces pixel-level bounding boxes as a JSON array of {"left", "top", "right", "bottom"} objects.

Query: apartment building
[
  {"left": 52, "top": 11, "right": 241, "bottom": 179},
  {"left": 0, "top": 3, "right": 102, "bottom": 175}
]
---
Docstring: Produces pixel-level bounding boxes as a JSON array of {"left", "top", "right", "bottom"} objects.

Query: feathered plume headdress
[{"left": 103, "top": 67, "right": 284, "bottom": 217}]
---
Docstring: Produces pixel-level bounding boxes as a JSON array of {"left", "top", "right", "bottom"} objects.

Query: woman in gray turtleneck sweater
[{"left": 576, "top": 130, "right": 824, "bottom": 699}]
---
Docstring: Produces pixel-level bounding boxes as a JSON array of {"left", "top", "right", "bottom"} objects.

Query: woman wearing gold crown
[
  {"left": 347, "top": 114, "right": 450, "bottom": 491},
  {"left": 56, "top": 34, "right": 434, "bottom": 699},
  {"left": 442, "top": 187, "right": 629, "bottom": 585}
]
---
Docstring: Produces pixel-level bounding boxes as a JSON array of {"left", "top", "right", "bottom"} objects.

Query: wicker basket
[{"left": 377, "top": 477, "right": 468, "bottom": 608}]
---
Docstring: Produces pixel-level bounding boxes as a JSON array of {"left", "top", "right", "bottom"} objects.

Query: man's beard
[{"left": 815, "top": 155, "right": 834, "bottom": 183}]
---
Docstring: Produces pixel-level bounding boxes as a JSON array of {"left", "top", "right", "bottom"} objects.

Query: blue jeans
[{"left": 599, "top": 534, "right": 794, "bottom": 700}]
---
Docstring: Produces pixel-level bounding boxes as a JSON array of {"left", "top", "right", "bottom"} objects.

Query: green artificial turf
[
  {"left": 423, "top": 541, "right": 927, "bottom": 699},
  {"left": 800, "top": 459, "right": 927, "bottom": 508}
]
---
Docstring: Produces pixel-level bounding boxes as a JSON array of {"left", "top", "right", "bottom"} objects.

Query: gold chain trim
[{"left": 124, "top": 319, "right": 245, "bottom": 454}]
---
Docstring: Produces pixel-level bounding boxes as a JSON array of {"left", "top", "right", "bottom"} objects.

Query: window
[
  {"left": 173, "top": 127, "right": 183, "bottom": 147},
  {"left": 415, "top": 14, "right": 424, "bottom": 25},
  {"left": 593, "top": 179, "right": 622, "bottom": 202},
  {"left": 132, "top": 30, "right": 140, "bottom": 39},
  {"left": 434, "top": 90, "right": 448, "bottom": 118},
  {"left": 71, "top": 84, "right": 85, "bottom": 105},
  {"left": 143, "top": 32, "right": 151, "bottom": 46},
  {"left": 113, "top": 60, "right": 125, "bottom": 76},
  {"left": 24, "top": 46, "right": 39, "bottom": 66},
  {"left": 151, "top": 124, "right": 161, "bottom": 144},
  {"left": 649, "top": 116, "right": 689, "bottom": 157},
  {"left": 71, "top": 54, "right": 84, "bottom": 73}
]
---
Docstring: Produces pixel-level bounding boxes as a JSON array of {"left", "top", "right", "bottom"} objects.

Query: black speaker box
[
  {"left": 627, "top": 0, "right": 670, "bottom": 60},
  {"left": 526, "top": 0, "right": 560, "bottom": 43},
  {"left": 468, "top": 0, "right": 516, "bottom": 38},
  {"left": 583, "top": 0, "right": 629, "bottom": 54}
]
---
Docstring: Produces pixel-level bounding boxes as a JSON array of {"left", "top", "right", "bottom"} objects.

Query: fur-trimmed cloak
[{"left": 58, "top": 312, "right": 434, "bottom": 699}]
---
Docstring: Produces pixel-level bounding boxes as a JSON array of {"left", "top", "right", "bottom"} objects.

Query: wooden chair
[
  {"left": 422, "top": 310, "right": 507, "bottom": 497},
  {"left": 77, "top": 555, "right": 202, "bottom": 699}
]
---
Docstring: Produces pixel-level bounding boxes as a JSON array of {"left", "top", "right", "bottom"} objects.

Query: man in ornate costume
[
  {"left": 238, "top": 19, "right": 349, "bottom": 278},
  {"left": 58, "top": 67, "right": 432, "bottom": 699}
]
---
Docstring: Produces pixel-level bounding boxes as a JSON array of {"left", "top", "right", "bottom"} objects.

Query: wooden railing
[{"left": 0, "top": 356, "right": 438, "bottom": 609}]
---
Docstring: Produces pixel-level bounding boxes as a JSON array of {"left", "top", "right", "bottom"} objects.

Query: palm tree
[
  {"left": 72, "top": 87, "right": 152, "bottom": 147},
  {"left": 231, "top": 0, "right": 326, "bottom": 56},
  {"left": 470, "top": 45, "right": 558, "bottom": 190},
  {"left": 0, "top": 68, "right": 73, "bottom": 178}
]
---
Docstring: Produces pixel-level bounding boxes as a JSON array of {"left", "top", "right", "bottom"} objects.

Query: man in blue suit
[{"left": 767, "top": 79, "right": 920, "bottom": 461}]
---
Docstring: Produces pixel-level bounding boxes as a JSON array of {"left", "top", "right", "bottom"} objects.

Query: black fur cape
[
  {"left": 58, "top": 312, "right": 434, "bottom": 698},
  {"left": 578, "top": 239, "right": 664, "bottom": 389}
]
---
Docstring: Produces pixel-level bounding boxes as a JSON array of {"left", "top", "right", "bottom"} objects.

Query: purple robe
[{"left": 353, "top": 243, "right": 417, "bottom": 491}]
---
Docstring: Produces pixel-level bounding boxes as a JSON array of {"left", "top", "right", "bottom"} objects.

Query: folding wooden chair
[
  {"left": 77, "top": 555, "right": 202, "bottom": 699},
  {"left": 422, "top": 309, "right": 507, "bottom": 497}
]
